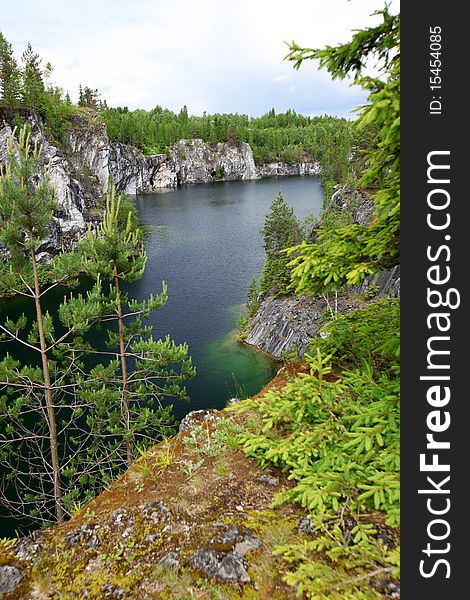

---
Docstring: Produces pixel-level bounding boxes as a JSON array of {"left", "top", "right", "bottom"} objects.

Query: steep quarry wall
[
  {"left": 170, "top": 139, "right": 258, "bottom": 184},
  {"left": 244, "top": 266, "right": 400, "bottom": 358},
  {"left": 257, "top": 161, "right": 320, "bottom": 178},
  {"left": 0, "top": 108, "right": 88, "bottom": 256},
  {"left": 244, "top": 185, "right": 400, "bottom": 358},
  {"left": 63, "top": 113, "right": 177, "bottom": 197},
  {"left": 0, "top": 108, "right": 320, "bottom": 259}
]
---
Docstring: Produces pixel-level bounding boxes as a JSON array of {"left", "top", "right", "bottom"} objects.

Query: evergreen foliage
[
  {"left": 100, "top": 104, "right": 364, "bottom": 178},
  {"left": 0, "top": 32, "right": 21, "bottom": 105},
  {"left": 21, "top": 43, "right": 46, "bottom": 108},
  {"left": 0, "top": 29, "right": 365, "bottom": 194},
  {"left": 315, "top": 298, "right": 400, "bottom": 371},
  {"left": 259, "top": 192, "right": 303, "bottom": 297},
  {"left": 0, "top": 32, "right": 75, "bottom": 143},
  {"left": 0, "top": 21, "right": 401, "bottom": 600},
  {"left": 235, "top": 300, "right": 400, "bottom": 597},
  {"left": 246, "top": 277, "right": 261, "bottom": 320},
  {"left": 80, "top": 188, "right": 196, "bottom": 469},
  {"left": 285, "top": 6, "right": 400, "bottom": 294},
  {"left": 0, "top": 129, "right": 195, "bottom": 525},
  {"left": 78, "top": 84, "right": 103, "bottom": 110},
  {"left": 0, "top": 127, "right": 103, "bottom": 524}
]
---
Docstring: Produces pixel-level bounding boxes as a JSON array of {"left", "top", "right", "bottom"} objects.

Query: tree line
[
  {"left": 0, "top": 32, "right": 76, "bottom": 144},
  {"left": 100, "top": 104, "right": 356, "bottom": 166},
  {"left": 1, "top": 30, "right": 369, "bottom": 200},
  {"left": 100, "top": 105, "right": 371, "bottom": 200}
]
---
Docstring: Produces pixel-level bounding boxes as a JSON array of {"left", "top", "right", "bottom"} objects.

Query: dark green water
[
  {"left": 0, "top": 175, "right": 323, "bottom": 535},
  {"left": 132, "top": 176, "right": 324, "bottom": 419}
]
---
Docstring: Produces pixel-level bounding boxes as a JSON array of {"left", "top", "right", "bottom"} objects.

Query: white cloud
[
  {"left": 2, "top": 0, "right": 399, "bottom": 117},
  {"left": 272, "top": 75, "right": 291, "bottom": 83}
]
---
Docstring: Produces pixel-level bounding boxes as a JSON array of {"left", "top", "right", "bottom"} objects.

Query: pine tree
[
  {"left": 78, "top": 84, "right": 84, "bottom": 106},
  {"left": 80, "top": 188, "right": 196, "bottom": 468},
  {"left": 78, "top": 85, "right": 101, "bottom": 110},
  {"left": 0, "top": 31, "right": 21, "bottom": 104},
  {"left": 21, "top": 42, "right": 45, "bottom": 108},
  {"left": 0, "top": 126, "right": 104, "bottom": 524},
  {"left": 261, "top": 192, "right": 302, "bottom": 256},
  {"left": 258, "top": 193, "right": 303, "bottom": 297}
]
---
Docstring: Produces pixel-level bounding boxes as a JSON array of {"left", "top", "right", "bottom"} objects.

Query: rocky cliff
[
  {"left": 257, "top": 161, "right": 320, "bottom": 178},
  {"left": 170, "top": 139, "right": 258, "bottom": 184},
  {"left": 0, "top": 108, "right": 320, "bottom": 259},
  {"left": 244, "top": 186, "right": 400, "bottom": 358},
  {"left": 244, "top": 265, "right": 400, "bottom": 358},
  {"left": 0, "top": 108, "right": 88, "bottom": 256}
]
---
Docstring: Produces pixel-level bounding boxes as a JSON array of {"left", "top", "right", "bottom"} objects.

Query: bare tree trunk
[
  {"left": 114, "top": 263, "right": 132, "bottom": 466},
  {"left": 30, "top": 246, "right": 64, "bottom": 523}
]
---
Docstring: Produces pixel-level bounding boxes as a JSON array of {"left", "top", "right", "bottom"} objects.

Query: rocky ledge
[
  {"left": 0, "top": 400, "right": 305, "bottom": 598},
  {"left": 244, "top": 265, "right": 400, "bottom": 358},
  {"left": 0, "top": 108, "right": 320, "bottom": 259},
  {"left": 0, "top": 375, "right": 400, "bottom": 599},
  {"left": 257, "top": 161, "right": 319, "bottom": 178},
  {"left": 244, "top": 183, "right": 400, "bottom": 358}
]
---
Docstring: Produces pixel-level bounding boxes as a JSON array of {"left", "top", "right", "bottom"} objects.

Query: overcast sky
[{"left": 1, "top": 0, "right": 399, "bottom": 118}]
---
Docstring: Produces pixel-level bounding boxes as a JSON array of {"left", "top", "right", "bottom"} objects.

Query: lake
[
  {"left": 0, "top": 175, "right": 324, "bottom": 535},
  {"left": 132, "top": 176, "right": 324, "bottom": 418}
]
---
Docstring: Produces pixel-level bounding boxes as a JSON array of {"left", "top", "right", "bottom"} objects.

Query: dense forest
[
  {"left": 101, "top": 107, "right": 368, "bottom": 199},
  {"left": 101, "top": 105, "right": 355, "bottom": 164},
  {"left": 236, "top": 7, "right": 400, "bottom": 597}
]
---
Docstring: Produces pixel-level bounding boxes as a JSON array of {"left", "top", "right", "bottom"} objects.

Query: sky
[{"left": 1, "top": 0, "right": 399, "bottom": 118}]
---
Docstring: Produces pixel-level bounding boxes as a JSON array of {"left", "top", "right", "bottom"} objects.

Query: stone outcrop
[
  {"left": 1, "top": 108, "right": 321, "bottom": 259},
  {"left": 326, "top": 184, "right": 375, "bottom": 226},
  {"left": 257, "top": 161, "right": 320, "bottom": 178},
  {"left": 63, "top": 114, "right": 179, "bottom": 196},
  {"left": 189, "top": 525, "right": 260, "bottom": 584},
  {"left": 244, "top": 184, "right": 400, "bottom": 358},
  {"left": 244, "top": 265, "right": 400, "bottom": 358},
  {"left": 245, "top": 294, "right": 328, "bottom": 358},
  {"left": 0, "top": 406, "right": 319, "bottom": 598},
  {"left": 0, "top": 108, "right": 87, "bottom": 258},
  {"left": 0, "top": 565, "right": 23, "bottom": 594},
  {"left": 109, "top": 143, "right": 177, "bottom": 193},
  {"left": 355, "top": 264, "right": 401, "bottom": 299},
  {"left": 0, "top": 396, "right": 399, "bottom": 598},
  {"left": 64, "top": 113, "right": 109, "bottom": 201},
  {"left": 171, "top": 139, "right": 258, "bottom": 184}
]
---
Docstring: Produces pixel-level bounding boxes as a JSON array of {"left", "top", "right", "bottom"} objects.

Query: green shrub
[
  {"left": 314, "top": 298, "right": 400, "bottom": 372},
  {"left": 234, "top": 299, "right": 400, "bottom": 596},
  {"left": 238, "top": 348, "right": 399, "bottom": 524},
  {"left": 212, "top": 164, "right": 225, "bottom": 181}
]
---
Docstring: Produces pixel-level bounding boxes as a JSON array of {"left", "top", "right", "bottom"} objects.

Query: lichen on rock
[{"left": 0, "top": 566, "right": 23, "bottom": 594}]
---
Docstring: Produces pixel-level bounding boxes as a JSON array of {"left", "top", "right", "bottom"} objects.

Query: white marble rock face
[
  {"left": 1, "top": 109, "right": 321, "bottom": 255},
  {"left": 0, "top": 115, "right": 86, "bottom": 256}
]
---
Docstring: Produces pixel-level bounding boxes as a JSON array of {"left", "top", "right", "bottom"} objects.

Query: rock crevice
[{"left": 244, "top": 264, "right": 400, "bottom": 359}]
